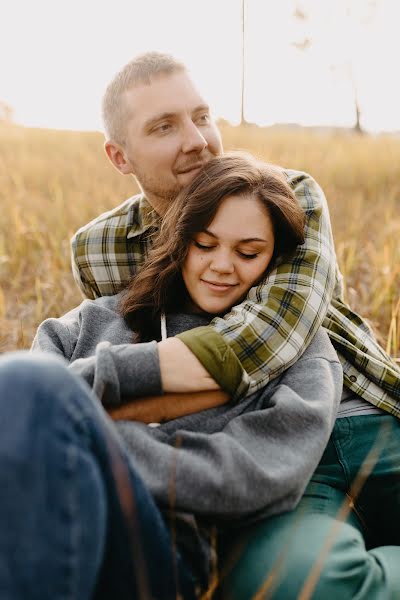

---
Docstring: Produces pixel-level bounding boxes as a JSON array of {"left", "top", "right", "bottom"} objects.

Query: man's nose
[{"left": 181, "top": 120, "right": 207, "bottom": 154}]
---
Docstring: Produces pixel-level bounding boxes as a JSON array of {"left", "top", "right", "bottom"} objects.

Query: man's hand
[
  {"left": 158, "top": 337, "right": 220, "bottom": 393},
  {"left": 107, "top": 390, "right": 230, "bottom": 423}
]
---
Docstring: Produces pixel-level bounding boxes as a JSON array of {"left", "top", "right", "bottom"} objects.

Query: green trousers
[{"left": 221, "top": 415, "right": 400, "bottom": 600}]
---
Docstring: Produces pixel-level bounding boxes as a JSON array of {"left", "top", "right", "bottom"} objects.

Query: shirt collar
[{"left": 127, "top": 194, "right": 161, "bottom": 239}]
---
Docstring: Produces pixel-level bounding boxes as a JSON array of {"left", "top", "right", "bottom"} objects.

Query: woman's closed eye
[
  {"left": 194, "top": 241, "right": 214, "bottom": 251},
  {"left": 237, "top": 251, "right": 259, "bottom": 260},
  {"left": 194, "top": 240, "right": 260, "bottom": 259}
]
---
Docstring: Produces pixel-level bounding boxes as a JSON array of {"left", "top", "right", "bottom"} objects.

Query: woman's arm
[
  {"left": 31, "top": 302, "right": 162, "bottom": 404},
  {"left": 107, "top": 390, "right": 230, "bottom": 423},
  {"left": 32, "top": 301, "right": 225, "bottom": 412}
]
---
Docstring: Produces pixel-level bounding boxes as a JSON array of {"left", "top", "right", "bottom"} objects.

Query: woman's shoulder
[
  {"left": 73, "top": 293, "right": 123, "bottom": 318},
  {"left": 58, "top": 293, "right": 129, "bottom": 339},
  {"left": 89, "top": 294, "right": 122, "bottom": 311}
]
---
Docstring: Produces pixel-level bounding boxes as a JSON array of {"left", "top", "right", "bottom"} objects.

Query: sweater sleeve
[
  {"left": 31, "top": 308, "right": 162, "bottom": 405},
  {"left": 68, "top": 342, "right": 162, "bottom": 405},
  {"left": 177, "top": 171, "right": 337, "bottom": 400},
  {"left": 117, "top": 329, "right": 343, "bottom": 519}
]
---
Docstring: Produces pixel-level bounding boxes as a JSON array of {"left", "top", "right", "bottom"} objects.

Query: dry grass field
[{"left": 0, "top": 122, "right": 399, "bottom": 357}]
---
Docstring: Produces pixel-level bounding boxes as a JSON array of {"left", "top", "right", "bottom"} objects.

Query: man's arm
[
  {"left": 70, "top": 194, "right": 154, "bottom": 299},
  {"left": 71, "top": 256, "right": 98, "bottom": 299},
  {"left": 157, "top": 337, "right": 221, "bottom": 392},
  {"left": 107, "top": 390, "right": 230, "bottom": 423},
  {"left": 177, "top": 171, "right": 337, "bottom": 399},
  {"left": 69, "top": 172, "right": 337, "bottom": 400}
]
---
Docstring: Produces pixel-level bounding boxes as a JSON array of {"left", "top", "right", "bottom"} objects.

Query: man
[
  {"left": 71, "top": 52, "right": 400, "bottom": 597},
  {"left": 72, "top": 51, "right": 400, "bottom": 411}
]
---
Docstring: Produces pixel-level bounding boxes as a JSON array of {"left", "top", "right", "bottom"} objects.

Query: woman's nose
[{"left": 209, "top": 251, "right": 235, "bottom": 274}]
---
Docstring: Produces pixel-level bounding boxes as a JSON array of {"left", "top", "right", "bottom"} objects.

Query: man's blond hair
[{"left": 102, "top": 51, "right": 186, "bottom": 145}]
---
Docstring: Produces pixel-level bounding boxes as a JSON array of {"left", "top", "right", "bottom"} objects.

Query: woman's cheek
[{"left": 248, "top": 261, "right": 267, "bottom": 287}]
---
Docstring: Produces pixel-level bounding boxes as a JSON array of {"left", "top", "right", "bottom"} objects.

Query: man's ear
[{"left": 104, "top": 141, "right": 135, "bottom": 175}]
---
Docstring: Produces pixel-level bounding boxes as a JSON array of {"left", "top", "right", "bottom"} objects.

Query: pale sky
[{"left": 1, "top": 0, "right": 399, "bottom": 133}]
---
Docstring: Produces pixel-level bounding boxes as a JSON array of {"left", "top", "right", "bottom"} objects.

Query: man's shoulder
[
  {"left": 281, "top": 167, "right": 316, "bottom": 187},
  {"left": 279, "top": 167, "right": 326, "bottom": 210},
  {"left": 72, "top": 194, "right": 143, "bottom": 243}
]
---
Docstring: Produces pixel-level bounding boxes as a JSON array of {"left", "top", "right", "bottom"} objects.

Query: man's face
[{"left": 122, "top": 71, "right": 223, "bottom": 212}]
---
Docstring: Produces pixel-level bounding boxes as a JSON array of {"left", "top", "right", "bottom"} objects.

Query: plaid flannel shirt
[{"left": 71, "top": 170, "right": 400, "bottom": 413}]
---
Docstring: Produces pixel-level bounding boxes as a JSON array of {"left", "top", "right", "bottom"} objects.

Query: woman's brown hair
[{"left": 119, "top": 151, "right": 305, "bottom": 341}]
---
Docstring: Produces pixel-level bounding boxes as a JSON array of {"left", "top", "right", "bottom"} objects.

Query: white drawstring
[
  {"left": 160, "top": 312, "right": 167, "bottom": 341},
  {"left": 148, "top": 312, "right": 167, "bottom": 429}
]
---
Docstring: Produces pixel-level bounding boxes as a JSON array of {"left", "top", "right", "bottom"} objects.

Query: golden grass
[{"left": 0, "top": 122, "right": 399, "bottom": 356}]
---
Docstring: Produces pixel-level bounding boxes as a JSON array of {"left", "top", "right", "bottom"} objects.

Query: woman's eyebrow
[
  {"left": 202, "top": 229, "right": 269, "bottom": 243},
  {"left": 202, "top": 229, "right": 217, "bottom": 238},
  {"left": 239, "top": 237, "right": 269, "bottom": 243}
]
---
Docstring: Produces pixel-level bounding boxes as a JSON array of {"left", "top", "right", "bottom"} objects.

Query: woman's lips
[{"left": 201, "top": 280, "right": 238, "bottom": 293}]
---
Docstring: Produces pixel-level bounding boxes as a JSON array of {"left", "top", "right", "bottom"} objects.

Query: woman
[{"left": 0, "top": 153, "right": 342, "bottom": 599}]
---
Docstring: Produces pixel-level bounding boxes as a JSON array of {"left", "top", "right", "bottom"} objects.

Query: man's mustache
[{"left": 175, "top": 151, "right": 211, "bottom": 174}]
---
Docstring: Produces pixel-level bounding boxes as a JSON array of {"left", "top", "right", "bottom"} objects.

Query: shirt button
[{"left": 349, "top": 375, "right": 357, "bottom": 383}]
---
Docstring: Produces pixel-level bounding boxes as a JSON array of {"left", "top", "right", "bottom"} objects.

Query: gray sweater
[{"left": 32, "top": 295, "right": 342, "bottom": 583}]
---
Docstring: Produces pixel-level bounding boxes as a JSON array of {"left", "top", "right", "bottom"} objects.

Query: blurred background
[
  {"left": 0, "top": 0, "right": 399, "bottom": 355},
  {"left": 2, "top": 0, "right": 400, "bottom": 132}
]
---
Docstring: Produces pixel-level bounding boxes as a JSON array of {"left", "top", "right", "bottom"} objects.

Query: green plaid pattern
[
  {"left": 71, "top": 195, "right": 160, "bottom": 299},
  {"left": 71, "top": 171, "right": 400, "bottom": 411}
]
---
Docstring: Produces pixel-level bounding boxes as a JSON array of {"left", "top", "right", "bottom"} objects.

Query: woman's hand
[
  {"left": 158, "top": 337, "right": 220, "bottom": 392},
  {"left": 107, "top": 390, "right": 230, "bottom": 423}
]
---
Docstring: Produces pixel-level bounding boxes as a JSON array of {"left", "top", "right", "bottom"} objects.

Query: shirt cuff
[{"left": 177, "top": 326, "right": 243, "bottom": 397}]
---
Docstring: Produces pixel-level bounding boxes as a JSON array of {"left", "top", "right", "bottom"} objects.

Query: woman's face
[{"left": 182, "top": 193, "right": 275, "bottom": 314}]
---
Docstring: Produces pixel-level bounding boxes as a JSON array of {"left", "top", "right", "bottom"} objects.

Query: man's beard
[
  {"left": 132, "top": 168, "right": 182, "bottom": 208},
  {"left": 133, "top": 171, "right": 198, "bottom": 212},
  {"left": 132, "top": 149, "right": 216, "bottom": 210}
]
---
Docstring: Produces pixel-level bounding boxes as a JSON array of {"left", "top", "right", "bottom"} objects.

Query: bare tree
[
  {"left": 240, "top": 0, "right": 248, "bottom": 126},
  {"left": 344, "top": 0, "right": 377, "bottom": 134},
  {"left": 292, "top": 4, "right": 312, "bottom": 51},
  {"left": 291, "top": 0, "right": 378, "bottom": 134},
  {"left": 0, "top": 100, "right": 14, "bottom": 123}
]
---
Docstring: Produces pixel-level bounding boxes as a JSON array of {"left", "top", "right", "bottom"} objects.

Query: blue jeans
[
  {"left": 221, "top": 415, "right": 400, "bottom": 599},
  {"left": 0, "top": 352, "right": 196, "bottom": 600}
]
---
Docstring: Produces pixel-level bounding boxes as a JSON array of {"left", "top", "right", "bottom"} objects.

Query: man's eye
[
  {"left": 154, "top": 123, "right": 172, "bottom": 133},
  {"left": 194, "top": 241, "right": 213, "bottom": 250},
  {"left": 196, "top": 114, "right": 210, "bottom": 125}
]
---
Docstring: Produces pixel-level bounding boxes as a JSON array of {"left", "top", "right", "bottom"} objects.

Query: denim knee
[
  {"left": 0, "top": 352, "right": 107, "bottom": 458},
  {"left": 0, "top": 351, "right": 69, "bottom": 392},
  {"left": 0, "top": 350, "right": 98, "bottom": 417}
]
